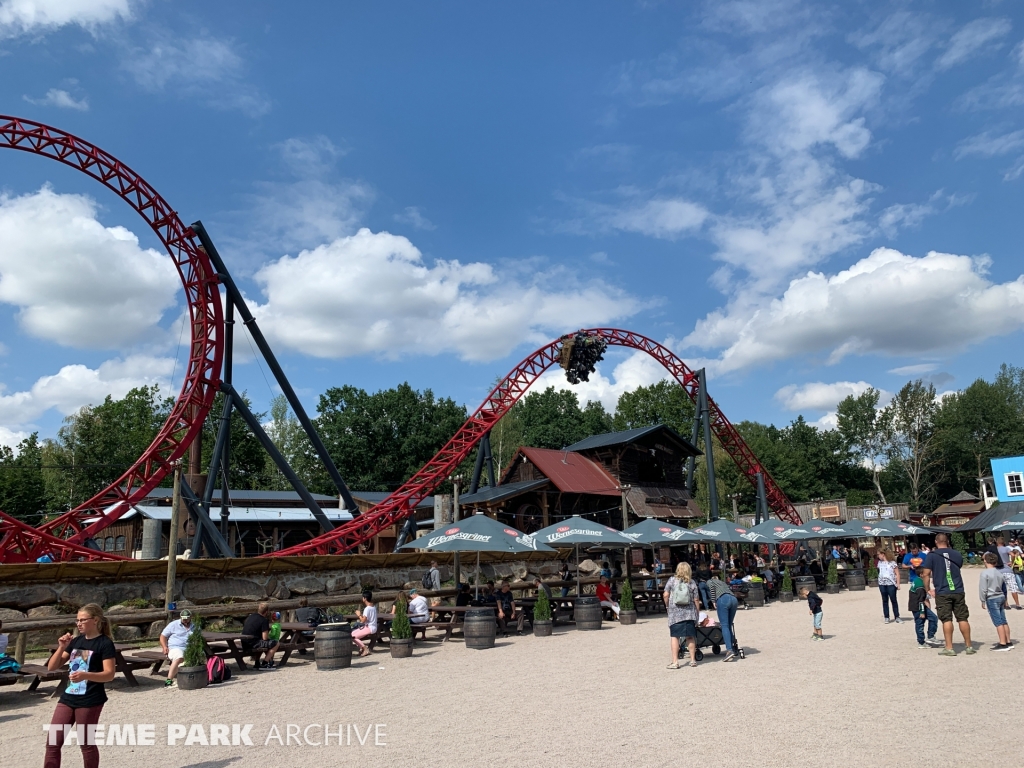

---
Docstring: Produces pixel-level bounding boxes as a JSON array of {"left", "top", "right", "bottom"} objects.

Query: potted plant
[
  {"left": 826, "top": 560, "right": 840, "bottom": 594},
  {"left": 390, "top": 596, "right": 413, "bottom": 658},
  {"left": 779, "top": 568, "right": 794, "bottom": 602},
  {"left": 618, "top": 578, "right": 637, "bottom": 625},
  {"left": 533, "top": 588, "right": 553, "bottom": 636},
  {"left": 867, "top": 564, "right": 879, "bottom": 588},
  {"left": 176, "top": 617, "right": 208, "bottom": 690}
]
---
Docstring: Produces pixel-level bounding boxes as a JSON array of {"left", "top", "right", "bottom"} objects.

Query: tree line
[{"left": 2, "top": 365, "right": 1022, "bottom": 523}]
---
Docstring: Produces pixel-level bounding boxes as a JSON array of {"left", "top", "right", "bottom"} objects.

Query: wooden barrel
[
  {"left": 745, "top": 584, "right": 765, "bottom": 607},
  {"left": 464, "top": 608, "right": 496, "bottom": 649},
  {"left": 315, "top": 623, "right": 353, "bottom": 670},
  {"left": 843, "top": 572, "right": 866, "bottom": 591},
  {"left": 793, "top": 576, "right": 816, "bottom": 597},
  {"left": 575, "top": 596, "right": 603, "bottom": 630}
]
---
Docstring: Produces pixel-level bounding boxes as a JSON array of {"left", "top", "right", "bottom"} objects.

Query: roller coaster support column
[
  {"left": 220, "top": 296, "right": 235, "bottom": 538},
  {"left": 222, "top": 383, "right": 335, "bottom": 534},
  {"left": 178, "top": 480, "right": 234, "bottom": 558},
  {"left": 190, "top": 221, "right": 360, "bottom": 517},
  {"left": 756, "top": 472, "right": 768, "bottom": 526},
  {"left": 698, "top": 369, "right": 721, "bottom": 522},
  {"left": 468, "top": 431, "right": 495, "bottom": 494},
  {"left": 686, "top": 393, "right": 700, "bottom": 496}
]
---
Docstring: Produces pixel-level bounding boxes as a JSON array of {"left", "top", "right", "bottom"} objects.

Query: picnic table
[
  {"left": 202, "top": 632, "right": 253, "bottom": 671},
  {"left": 46, "top": 643, "right": 152, "bottom": 689}
]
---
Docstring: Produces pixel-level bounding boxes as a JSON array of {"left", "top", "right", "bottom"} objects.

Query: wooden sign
[{"left": 631, "top": 548, "right": 645, "bottom": 566}]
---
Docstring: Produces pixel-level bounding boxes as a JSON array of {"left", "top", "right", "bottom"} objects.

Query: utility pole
[{"left": 165, "top": 462, "right": 183, "bottom": 619}]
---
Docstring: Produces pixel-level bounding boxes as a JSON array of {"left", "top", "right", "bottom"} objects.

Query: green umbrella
[
  {"left": 621, "top": 519, "right": 700, "bottom": 593},
  {"left": 983, "top": 513, "right": 1024, "bottom": 532},
  {"left": 688, "top": 518, "right": 768, "bottom": 544},
  {"left": 533, "top": 516, "right": 633, "bottom": 595}
]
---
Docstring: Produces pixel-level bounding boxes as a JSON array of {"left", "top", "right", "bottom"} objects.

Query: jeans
[
  {"left": 698, "top": 582, "right": 711, "bottom": 610},
  {"left": 987, "top": 596, "right": 1008, "bottom": 627},
  {"left": 914, "top": 607, "right": 937, "bottom": 643},
  {"left": 879, "top": 584, "right": 900, "bottom": 619},
  {"left": 45, "top": 703, "right": 104, "bottom": 768},
  {"left": 716, "top": 593, "right": 738, "bottom": 652}
]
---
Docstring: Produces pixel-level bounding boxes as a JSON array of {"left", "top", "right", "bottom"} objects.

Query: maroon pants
[{"left": 44, "top": 703, "right": 104, "bottom": 768}]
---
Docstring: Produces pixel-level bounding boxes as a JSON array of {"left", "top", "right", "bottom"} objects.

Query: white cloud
[
  {"left": 878, "top": 202, "right": 932, "bottom": 238},
  {"left": 251, "top": 228, "right": 642, "bottom": 363},
  {"left": 888, "top": 363, "right": 938, "bottom": 376},
  {"left": 850, "top": 11, "right": 941, "bottom": 79},
  {"left": 954, "top": 129, "right": 1024, "bottom": 159},
  {"left": 23, "top": 88, "right": 88, "bottom": 110},
  {"left": 125, "top": 34, "right": 269, "bottom": 116},
  {"left": 0, "top": 355, "right": 173, "bottom": 427},
  {"left": 0, "top": 187, "right": 180, "bottom": 349},
  {"left": 936, "top": 17, "right": 1012, "bottom": 71},
  {"left": 276, "top": 136, "right": 347, "bottom": 177},
  {"left": 393, "top": 206, "right": 436, "bottom": 231},
  {"left": 605, "top": 198, "right": 708, "bottom": 239},
  {"left": 0, "top": 425, "right": 30, "bottom": 450},
  {"left": 0, "top": 0, "right": 131, "bottom": 39},
  {"left": 775, "top": 380, "right": 878, "bottom": 412},
  {"left": 686, "top": 247, "right": 1024, "bottom": 372},
  {"left": 528, "top": 347, "right": 673, "bottom": 412}
]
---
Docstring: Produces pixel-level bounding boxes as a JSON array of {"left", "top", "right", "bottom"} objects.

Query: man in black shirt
[
  {"left": 494, "top": 581, "right": 524, "bottom": 636},
  {"left": 241, "top": 603, "right": 280, "bottom": 669}
]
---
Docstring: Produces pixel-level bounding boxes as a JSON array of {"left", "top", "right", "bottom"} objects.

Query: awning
[{"left": 458, "top": 479, "right": 550, "bottom": 506}]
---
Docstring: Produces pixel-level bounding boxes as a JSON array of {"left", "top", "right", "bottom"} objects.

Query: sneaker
[
  {"left": 265, "top": 661, "right": 276, "bottom": 669},
  {"left": 811, "top": 634, "right": 818, "bottom": 640},
  {"left": 884, "top": 618, "right": 890, "bottom": 624},
  {"left": 723, "top": 652, "right": 736, "bottom": 662},
  {"left": 917, "top": 643, "right": 930, "bottom": 649},
  {"left": 164, "top": 678, "right": 175, "bottom": 687},
  {"left": 965, "top": 647, "right": 977, "bottom": 655},
  {"left": 992, "top": 644, "right": 1012, "bottom": 652},
  {"left": 894, "top": 617, "right": 904, "bottom": 624},
  {"left": 937, "top": 648, "right": 956, "bottom": 657},
  {"left": 925, "top": 637, "right": 943, "bottom": 646}
]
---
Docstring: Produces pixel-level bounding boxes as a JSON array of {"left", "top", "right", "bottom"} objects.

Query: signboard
[
  {"left": 864, "top": 508, "right": 879, "bottom": 519},
  {"left": 819, "top": 505, "right": 840, "bottom": 520},
  {"left": 659, "top": 546, "right": 671, "bottom": 562},
  {"left": 631, "top": 548, "right": 645, "bottom": 566},
  {"left": 880, "top": 507, "right": 895, "bottom": 519},
  {"left": 943, "top": 516, "right": 970, "bottom": 526}
]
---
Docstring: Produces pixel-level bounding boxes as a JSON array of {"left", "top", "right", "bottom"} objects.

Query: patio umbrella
[
  {"left": 688, "top": 518, "right": 769, "bottom": 544},
  {"left": 983, "top": 513, "right": 1024, "bottom": 532},
  {"left": 837, "top": 519, "right": 933, "bottom": 538},
  {"left": 621, "top": 518, "right": 700, "bottom": 593},
  {"left": 400, "top": 513, "right": 555, "bottom": 598},
  {"left": 532, "top": 516, "right": 634, "bottom": 595},
  {"left": 746, "top": 519, "right": 811, "bottom": 541},
  {"left": 795, "top": 523, "right": 858, "bottom": 540}
]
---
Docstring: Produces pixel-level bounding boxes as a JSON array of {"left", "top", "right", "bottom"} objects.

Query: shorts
[
  {"left": 934, "top": 592, "right": 969, "bottom": 623},
  {"left": 243, "top": 639, "right": 277, "bottom": 651},
  {"left": 987, "top": 596, "right": 1008, "bottom": 627},
  {"left": 168, "top": 648, "right": 184, "bottom": 661},
  {"left": 669, "top": 620, "right": 696, "bottom": 639},
  {"left": 1003, "top": 571, "right": 1021, "bottom": 595},
  {"left": 813, "top": 611, "right": 822, "bottom": 630}
]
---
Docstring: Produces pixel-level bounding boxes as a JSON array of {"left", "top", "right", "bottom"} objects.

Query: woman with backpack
[{"left": 663, "top": 562, "right": 701, "bottom": 669}]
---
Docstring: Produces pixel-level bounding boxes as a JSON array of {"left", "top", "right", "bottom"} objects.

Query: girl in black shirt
[{"left": 44, "top": 603, "right": 117, "bottom": 768}]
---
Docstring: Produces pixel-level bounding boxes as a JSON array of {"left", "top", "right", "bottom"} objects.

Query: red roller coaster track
[
  {"left": 0, "top": 116, "right": 223, "bottom": 564},
  {"left": 0, "top": 118, "right": 797, "bottom": 564},
  {"left": 274, "top": 328, "right": 799, "bottom": 557}
]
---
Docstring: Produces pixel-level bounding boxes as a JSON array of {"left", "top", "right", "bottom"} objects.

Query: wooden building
[
  {"left": 917, "top": 491, "right": 986, "bottom": 528},
  {"left": 459, "top": 425, "right": 702, "bottom": 532}
]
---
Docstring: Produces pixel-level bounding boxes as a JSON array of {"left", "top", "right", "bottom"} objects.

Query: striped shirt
[{"left": 707, "top": 578, "right": 733, "bottom": 603}]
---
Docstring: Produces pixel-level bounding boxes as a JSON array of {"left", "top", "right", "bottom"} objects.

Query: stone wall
[{"left": 0, "top": 557, "right": 566, "bottom": 649}]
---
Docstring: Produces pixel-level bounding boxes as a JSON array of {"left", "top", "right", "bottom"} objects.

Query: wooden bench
[
  {"left": 409, "top": 621, "right": 458, "bottom": 642},
  {"left": 0, "top": 672, "right": 20, "bottom": 687},
  {"left": 17, "top": 663, "right": 67, "bottom": 694},
  {"left": 123, "top": 650, "right": 170, "bottom": 676}
]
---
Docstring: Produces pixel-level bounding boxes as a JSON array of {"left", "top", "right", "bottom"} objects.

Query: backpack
[
  {"left": 0, "top": 656, "right": 20, "bottom": 674},
  {"left": 422, "top": 569, "right": 436, "bottom": 590},
  {"left": 206, "top": 656, "right": 226, "bottom": 684},
  {"left": 671, "top": 578, "right": 692, "bottom": 607}
]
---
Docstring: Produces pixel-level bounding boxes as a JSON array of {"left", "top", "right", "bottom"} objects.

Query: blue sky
[{"left": 2, "top": 1, "right": 1024, "bottom": 449}]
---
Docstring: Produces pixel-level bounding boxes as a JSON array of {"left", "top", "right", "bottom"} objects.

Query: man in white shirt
[
  {"left": 407, "top": 589, "right": 430, "bottom": 624},
  {"left": 160, "top": 609, "right": 198, "bottom": 686}
]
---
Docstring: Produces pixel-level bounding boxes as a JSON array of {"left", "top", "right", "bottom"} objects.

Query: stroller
[{"left": 693, "top": 618, "right": 744, "bottom": 661}]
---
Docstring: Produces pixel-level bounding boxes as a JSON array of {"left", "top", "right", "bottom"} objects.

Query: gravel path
[{"left": 1, "top": 568, "right": 1015, "bottom": 768}]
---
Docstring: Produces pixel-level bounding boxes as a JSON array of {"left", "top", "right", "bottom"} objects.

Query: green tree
[
  {"left": 260, "top": 395, "right": 314, "bottom": 490},
  {"left": 0, "top": 434, "right": 46, "bottom": 523},
  {"left": 879, "top": 380, "right": 940, "bottom": 513},
  {"left": 201, "top": 391, "right": 268, "bottom": 492},
  {"left": 310, "top": 382, "right": 467, "bottom": 492},
  {"left": 612, "top": 380, "right": 695, "bottom": 435},
  {"left": 836, "top": 388, "right": 888, "bottom": 503}
]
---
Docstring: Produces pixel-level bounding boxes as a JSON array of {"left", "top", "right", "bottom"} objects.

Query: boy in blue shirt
[{"left": 908, "top": 576, "right": 940, "bottom": 648}]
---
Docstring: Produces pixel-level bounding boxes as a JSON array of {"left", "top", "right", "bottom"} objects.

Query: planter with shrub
[
  {"left": 779, "top": 569, "right": 794, "bottom": 602},
  {"left": 826, "top": 560, "right": 840, "bottom": 594},
  {"left": 618, "top": 578, "right": 637, "bottom": 625},
  {"left": 390, "top": 596, "right": 413, "bottom": 658},
  {"left": 176, "top": 618, "right": 209, "bottom": 690},
  {"left": 533, "top": 588, "right": 553, "bottom": 636}
]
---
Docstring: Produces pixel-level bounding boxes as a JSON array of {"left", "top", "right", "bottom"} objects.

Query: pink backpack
[{"left": 206, "top": 656, "right": 227, "bottom": 684}]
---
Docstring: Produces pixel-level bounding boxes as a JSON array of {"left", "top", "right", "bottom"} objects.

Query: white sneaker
[
  {"left": 884, "top": 618, "right": 890, "bottom": 624},
  {"left": 894, "top": 617, "right": 904, "bottom": 624}
]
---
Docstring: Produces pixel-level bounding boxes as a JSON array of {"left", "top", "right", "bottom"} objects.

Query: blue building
[{"left": 990, "top": 455, "right": 1024, "bottom": 503}]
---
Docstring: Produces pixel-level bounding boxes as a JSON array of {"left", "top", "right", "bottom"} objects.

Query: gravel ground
[{"left": 1, "top": 568, "right": 1016, "bottom": 768}]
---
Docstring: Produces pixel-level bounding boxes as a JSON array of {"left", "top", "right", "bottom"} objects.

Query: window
[
  {"left": 103, "top": 536, "right": 114, "bottom": 551},
  {"left": 1007, "top": 472, "right": 1024, "bottom": 496},
  {"left": 115, "top": 536, "right": 126, "bottom": 551}
]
